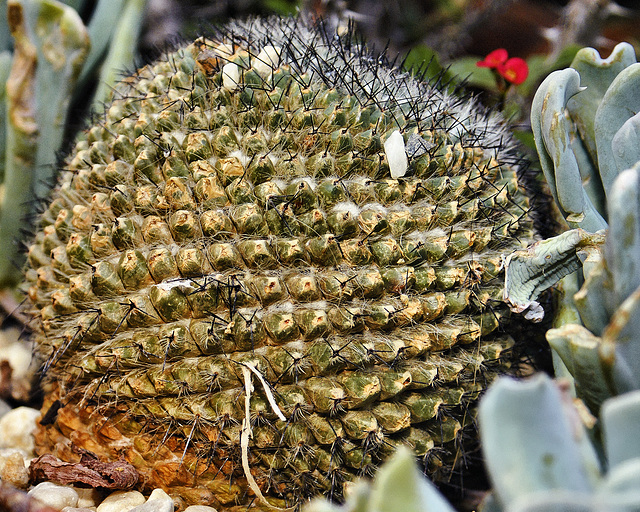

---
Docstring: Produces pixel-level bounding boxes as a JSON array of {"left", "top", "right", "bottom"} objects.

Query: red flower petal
[
  {"left": 498, "top": 57, "right": 529, "bottom": 85},
  {"left": 476, "top": 48, "right": 509, "bottom": 69}
]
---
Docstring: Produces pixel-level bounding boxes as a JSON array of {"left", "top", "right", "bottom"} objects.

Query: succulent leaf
[
  {"left": 503, "top": 229, "right": 605, "bottom": 318},
  {"left": 479, "top": 374, "right": 601, "bottom": 507},
  {"left": 602, "top": 287, "right": 640, "bottom": 393},
  {"left": 611, "top": 114, "right": 640, "bottom": 174},
  {"left": 530, "top": 69, "right": 606, "bottom": 231},
  {"left": 90, "top": 0, "right": 147, "bottom": 108},
  {"left": 77, "top": 0, "right": 127, "bottom": 84},
  {"left": 369, "top": 447, "right": 456, "bottom": 512},
  {"left": 594, "top": 64, "right": 640, "bottom": 195},
  {"left": 546, "top": 324, "right": 613, "bottom": 411},
  {"left": 601, "top": 390, "right": 640, "bottom": 469},
  {"left": 605, "top": 167, "right": 640, "bottom": 308},
  {"left": 567, "top": 42, "right": 637, "bottom": 164},
  {"left": 0, "top": 0, "right": 89, "bottom": 287}
]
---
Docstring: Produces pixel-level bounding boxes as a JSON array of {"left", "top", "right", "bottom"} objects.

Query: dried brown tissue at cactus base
[{"left": 23, "top": 15, "right": 542, "bottom": 510}]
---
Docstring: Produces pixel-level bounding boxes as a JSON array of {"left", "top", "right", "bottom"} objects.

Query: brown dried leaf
[{"left": 29, "top": 451, "right": 139, "bottom": 489}]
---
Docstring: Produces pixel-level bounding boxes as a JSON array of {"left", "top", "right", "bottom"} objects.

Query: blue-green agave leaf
[
  {"left": 480, "top": 375, "right": 600, "bottom": 507},
  {"left": 567, "top": 42, "right": 637, "bottom": 163},
  {"left": 531, "top": 69, "right": 607, "bottom": 231},
  {"left": 601, "top": 390, "right": 640, "bottom": 468},
  {"left": 504, "top": 229, "right": 605, "bottom": 318},
  {"left": 91, "top": 0, "right": 147, "bottom": 109},
  {"left": 478, "top": 493, "right": 504, "bottom": 512},
  {"left": 305, "top": 481, "right": 370, "bottom": 512},
  {"left": 511, "top": 490, "right": 595, "bottom": 512},
  {"left": 369, "top": 447, "right": 456, "bottom": 512},
  {"left": 573, "top": 257, "right": 615, "bottom": 336},
  {"left": 77, "top": 0, "right": 127, "bottom": 86},
  {"left": 602, "top": 287, "right": 640, "bottom": 393},
  {"left": 570, "top": 125, "right": 606, "bottom": 217},
  {"left": 0, "top": 50, "right": 12, "bottom": 183},
  {"left": 546, "top": 324, "right": 613, "bottom": 411},
  {"left": 595, "top": 63, "right": 640, "bottom": 195},
  {"left": 601, "top": 459, "right": 640, "bottom": 496},
  {"left": 0, "top": 0, "right": 89, "bottom": 287},
  {"left": 606, "top": 167, "right": 640, "bottom": 308},
  {"left": 611, "top": 114, "right": 640, "bottom": 173}
]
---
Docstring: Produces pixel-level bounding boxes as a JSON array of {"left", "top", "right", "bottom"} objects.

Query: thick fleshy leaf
[
  {"left": 567, "top": 43, "right": 637, "bottom": 163},
  {"left": 573, "top": 257, "right": 615, "bottom": 336},
  {"left": 601, "top": 390, "right": 640, "bottom": 469},
  {"left": 480, "top": 375, "right": 600, "bottom": 507},
  {"left": 611, "top": 115, "right": 640, "bottom": 173},
  {"left": 530, "top": 69, "right": 607, "bottom": 231},
  {"left": 546, "top": 324, "right": 613, "bottom": 411},
  {"left": 504, "top": 229, "right": 605, "bottom": 317},
  {"left": 595, "top": 63, "right": 640, "bottom": 195},
  {"left": 91, "top": 0, "right": 147, "bottom": 108},
  {"left": 369, "top": 447, "right": 456, "bottom": 512},
  {"left": 602, "top": 287, "right": 640, "bottom": 393},
  {"left": 606, "top": 167, "right": 640, "bottom": 308},
  {"left": 0, "top": 50, "right": 11, "bottom": 183},
  {"left": 511, "top": 490, "right": 595, "bottom": 512},
  {"left": 600, "top": 459, "right": 640, "bottom": 494},
  {"left": 0, "top": 0, "right": 89, "bottom": 287}
]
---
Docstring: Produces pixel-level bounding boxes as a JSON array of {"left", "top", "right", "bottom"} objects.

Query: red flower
[
  {"left": 476, "top": 48, "right": 508, "bottom": 69},
  {"left": 497, "top": 57, "right": 529, "bottom": 85}
]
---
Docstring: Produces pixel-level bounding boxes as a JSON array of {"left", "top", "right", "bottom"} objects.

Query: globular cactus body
[{"left": 25, "top": 17, "right": 536, "bottom": 510}]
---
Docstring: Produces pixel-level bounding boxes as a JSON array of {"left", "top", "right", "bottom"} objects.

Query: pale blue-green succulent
[
  {"left": 479, "top": 374, "right": 640, "bottom": 512},
  {"left": 304, "top": 447, "right": 456, "bottom": 512},
  {"left": 504, "top": 42, "right": 640, "bottom": 410},
  {"left": 0, "top": 0, "right": 147, "bottom": 288}
]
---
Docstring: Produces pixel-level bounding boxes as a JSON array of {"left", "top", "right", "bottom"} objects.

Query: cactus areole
[{"left": 25, "top": 16, "right": 537, "bottom": 510}]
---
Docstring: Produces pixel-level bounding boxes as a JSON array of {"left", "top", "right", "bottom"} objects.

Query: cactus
[
  {"left": 24, "top": 16, "right": 540, "bottom": 509},
  {"left": 0, "top": 0, "right": 148, "bottom": 289},
  {"left": 478, "top": 374, "right": 640, "bottom": 512}
]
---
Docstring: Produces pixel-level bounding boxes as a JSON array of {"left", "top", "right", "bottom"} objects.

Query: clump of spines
[{"left": 26, "top": 16, "right": 534, "bottom": 510}]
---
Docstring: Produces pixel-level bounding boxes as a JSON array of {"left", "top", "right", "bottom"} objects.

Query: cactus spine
[{"left": 25, "top": 16, "right": 538, "bottom": 510}]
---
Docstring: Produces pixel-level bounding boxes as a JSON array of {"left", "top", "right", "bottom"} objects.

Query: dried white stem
[{"left": 240, "top": 365, "right": 292, "bottom": 511}]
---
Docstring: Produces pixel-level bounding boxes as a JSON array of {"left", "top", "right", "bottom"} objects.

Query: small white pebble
[
  {"left": 62, "top": 508, "right": 96, "bottom": 512},
  {"left": 222, "top": 62, "right": 240, "bottom": 91},
  {"left": 28, "top": 482, "right": 79, "bottom": 510},
  {"left": 253, "top": 45, "right": 281, "bottom": 76},
  {"left": 384, "top": 130, "right": 408, "bottom": 179},
  {"left": 128, "top": 488, "right": 174, "bottom": 512},
  {"left": 0, "top": 330, "right": 32, "bottom": 379},
  {"left": 74, "top": 486, "right": 101, "bottom": 508},
  {"left": 0, "top": 398, "right": 11, "bottom": 419},
  {"left": 96, "top": 490, "right": 146, "bottom": 512},
  {"left": 0, "top": 406, "right": 40, "bottom": 454},
  {"left": 0, "top": 449, "right": 29, "bottom": 487},
  {"left": 184, "top": 506, "right": 218, "bottom": 512}
]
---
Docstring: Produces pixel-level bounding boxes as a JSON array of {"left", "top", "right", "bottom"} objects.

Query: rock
[
  {"left": 128, "top": 489, "right": 174, "bottom": 512},
  {"left": 28, "top": 482, "right": 79, "bottom": 510},
  {"left": 62, "top": 508, "right": 97, "bottom": 512},
  {"left": 74, "top": 486, "right": 101, "bottom": 508},
  {"left": 0, "top": 448, "right": 29, "bottom": 488},
  {"left": 184, "top": 506, "right": 218, "bottom": 512},
  {"left": 0, "top": 406, "right": 40, "bottom": 454},
  {"left": 96, "top": 490, "right": 146, "bottom": 512},
  {"left": 0, "top": 398, "right": 11, "bottom": 419},
  {"left": 0, "top": 327, "right": 34, "bottom": 402}
]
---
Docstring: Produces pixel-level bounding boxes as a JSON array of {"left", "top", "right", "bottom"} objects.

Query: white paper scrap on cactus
[
  {"left": 254, "top": 45, "right": 281, "bottom": 75},
  {"left": 222, "top": 62, "right": 240, "bottom": 91},
  {"left": 384, "top": 130, "right": 408, "bottom": 178}
]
